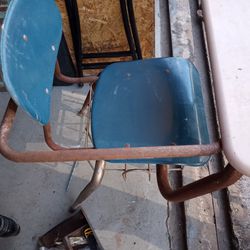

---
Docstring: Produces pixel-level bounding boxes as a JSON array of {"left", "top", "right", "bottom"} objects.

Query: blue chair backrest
[{"left": 0, "top": 0, "right": 62, "bottom": 124}]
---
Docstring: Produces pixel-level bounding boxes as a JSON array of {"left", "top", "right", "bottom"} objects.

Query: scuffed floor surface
[{"left": 0, "top": 87, "right": 169, "bottom": 250}]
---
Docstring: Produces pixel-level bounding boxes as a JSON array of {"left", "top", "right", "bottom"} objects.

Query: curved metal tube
[
  {"left": 69, "top": 160, "right": 106, "bottom": 212},
  {"left": 54, "top": 61, "right": 98, "bottom": 84},
  {"left": 0, "top": 99, "right": 221, "bottom": 163},
  {"left": 78, "top": 80, "right": 97, "bottom": 117},
  {"left": 77, "top": 90, "right": 91, "bottom": 117},
  {"left": 43, "top": 124, "right": 66, "bottom": 151},
  {"left": 156, "top": 164, "right": 242, "bottom": 202},
  {"left": 43, "top": 124, "right": 91, "bottom": 151}
]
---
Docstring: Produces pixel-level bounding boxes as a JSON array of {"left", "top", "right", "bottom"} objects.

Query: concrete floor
[{"left": 0, "top": 86, "right": 169, "bottom": 250}]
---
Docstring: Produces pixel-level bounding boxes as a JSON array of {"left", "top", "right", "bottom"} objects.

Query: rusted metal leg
[
  {"left": 77, "top": 90, "right": 91, "bottom": 117},
  {"left": 156, "top": 164, "right": 242, "bottom": 202},
  {"left": 43, "top": 124, "right": 91, "bottom": 151},
  {"left": 69, "top": 160, "right": 106, "bottom": 212},
  {"left": 78, "top": 81, "right": 97, "bottom": 117},
  {"left": 0, "top": 100, "right": 221, "bottom": 162},
  {"left": 54, "top": 61, "right": 98, "bottom": 84},
  {"left": 43, "top": 124, "right": 66, "bottom": 151}
]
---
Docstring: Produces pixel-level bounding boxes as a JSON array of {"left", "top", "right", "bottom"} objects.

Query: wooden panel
[{"left": 55, "top": 0, "right": 154, "bottom": 69}]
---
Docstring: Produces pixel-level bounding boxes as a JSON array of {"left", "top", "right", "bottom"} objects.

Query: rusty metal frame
[
  {"left": 0, "top": 99, "right": 221, "bottom": 163},
  {"left": 156, "top": 164, "right": 242, "bottom": 202},
  {"left": 54, "top": 61, "right": 98, "bottom": 85},
  {"left": 0, "top": 98, "right": 241, "bottom": 205},
  {"left": 77, "top": 89, "right": 92, "bottom": 116},
  {"left": 78, "top": 80, "right": 97, "bottom": 117},
  {"left": 43, "top": 124, "right": 66, "bottom": 151},
  {"left": 69, "top": 160, "right": 106, "bottom": 212}
]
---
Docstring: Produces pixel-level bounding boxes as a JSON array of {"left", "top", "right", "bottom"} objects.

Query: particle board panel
[{"left": 55, "top": 0, "right": 154, "bottom": 72}]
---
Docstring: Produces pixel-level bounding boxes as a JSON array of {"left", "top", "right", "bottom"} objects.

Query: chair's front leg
[
  {"left": 77, "top": 89, "right": 91, "bottom": 117},
  {"left": 78, "top": 81, "right": 97, "bottom": 117},
  {"left": 156, "top": 164, "right": 242, "bottom": 202},
  {"left": 69, "top": 160, "right": 106, "bottom": 213}
]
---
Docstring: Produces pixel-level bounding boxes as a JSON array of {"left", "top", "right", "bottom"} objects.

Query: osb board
[{"left": 55, "top": 0, "right": 154, "bottom": 70}]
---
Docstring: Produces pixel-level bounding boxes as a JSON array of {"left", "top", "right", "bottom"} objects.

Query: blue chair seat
[
  {"left": 91, "top": 57, "right": 210, "bottom": 166},
  {"left": 0, "top": 0, "right": 210, "bottom": 166}
]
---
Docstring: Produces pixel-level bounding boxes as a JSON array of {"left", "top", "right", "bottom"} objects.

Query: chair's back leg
[
  {"left": 156, "top": 164, "right": 242, "bottom": 202},
  {"left": 69, "top": 160, "right": 106, "bottom": 213}
]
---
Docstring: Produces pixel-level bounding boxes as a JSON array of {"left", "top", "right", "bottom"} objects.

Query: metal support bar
[
  {"left": 120, "top": 0, "right": 137, "bottom": 60},
  {"left": 78, "top": 80, "right": 97, "bottom": 117},
  {"left": 81, "top": 51, "right": 133, "bottom": 59},
  {"left": 0, "top": 99, "right": 221, "bottom": 163},
  {"left": 77, "top": 90, "right": 92, "bottom": 117},
  {"left": 54, "top": 61, "right": 98, "bottom": 84},
  {"left": 81, "top": 62, "right": 111, "bottom": 70},
  {"left": 64, "top": 0, "right": 83, "bottom": 76},
  {"left": 69, "top": 160, "right": 106, "bottom": 212},
  {"left": 43, "top": 124, "right": 66, "bottom": 151},
  {"left": 44, "top": 123, "right": 94, "bottom": 151},
  {"left": 127, "top": 0, "right": 142, "bottom": 59},
  {"left": 156, "top": 164, "right": 242, "bottom": 202}
]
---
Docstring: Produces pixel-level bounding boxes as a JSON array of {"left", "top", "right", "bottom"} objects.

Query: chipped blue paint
[
  {"left": 92, "top": 57, "right": 210, "bottom": 166},
  {"left": 0, "top": 0, "right": 62, "bottom": 124}
]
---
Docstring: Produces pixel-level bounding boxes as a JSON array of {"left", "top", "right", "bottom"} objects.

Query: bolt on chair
[{"left": 0, "top": 0, "right": 242, "bottom": 213}]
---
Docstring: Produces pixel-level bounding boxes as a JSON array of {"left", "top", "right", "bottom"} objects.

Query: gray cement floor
[
  {"left": 1, "top": 0, "right": 250, "bottom": 249},
  {"left": 0, "top": 86, "right": 169, "bottom": 250}
]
